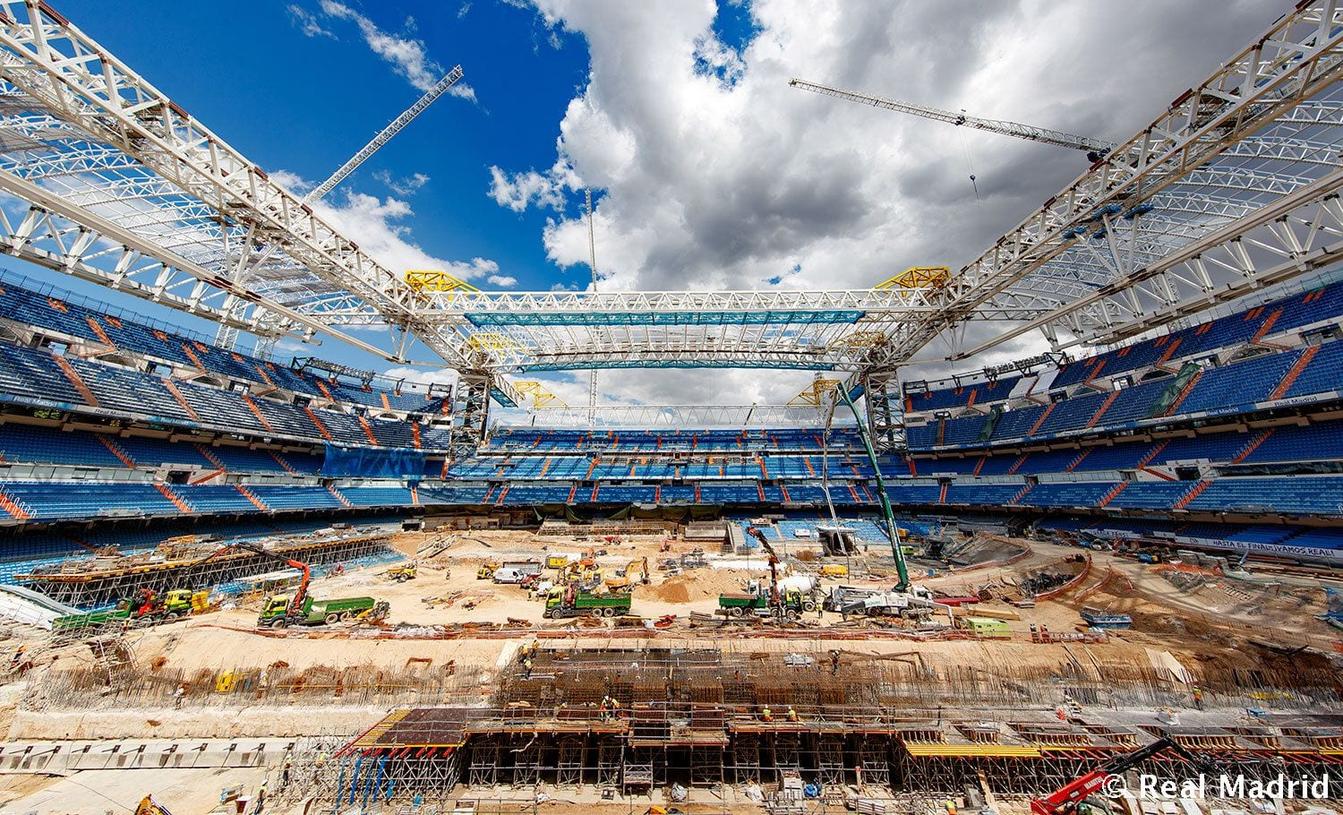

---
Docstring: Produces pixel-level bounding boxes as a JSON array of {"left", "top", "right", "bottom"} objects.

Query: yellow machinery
[
  {"left": 514, "top": 380, "right": 568, "bottom": 409},
  {"left": 819, "top": 564, "right": 850, "bottom": 578},
  {"left": 545, "top": 553, "right": 572, "bottom": 570},
  {"left": 476, "top": 561, "right": 500, "bottom": 580},
  {"left": 405, "top": 270, "right": 479, "bottom": 292},
  {"left": 605, "top": 557, "right": 650, "bottom": 591},
  {"left": 387, "top": 562, "right": 417, "bottom": 582},
  {"left": 788, "top": 377, "right": 839, "bottom": 407},
  {"left": 561, "top": 561, "right": 602, "bottom": 585},
  {"left": 134, "top": 797, "right": 174, "bottom": 815},
  {"left": 465, "top": 332, "right": 520, "bottom": 354},
  {"left": 874, "top": 265, "right": 950, "bottom": 289}
]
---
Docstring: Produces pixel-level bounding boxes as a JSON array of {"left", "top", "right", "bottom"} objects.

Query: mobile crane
[{"left": 1030, "top": 736, "right": 1209, "bottom": 815}]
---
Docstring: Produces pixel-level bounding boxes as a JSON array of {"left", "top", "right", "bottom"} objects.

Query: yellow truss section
[
  {"left": 405, "top": 270, "right": 480, "bottom": 292},
  {"left": 465, "top": 332, "right": 520, "bottom": 353},
  {"left": 788, "top": 377, "right": 840, "bottom": 406},
  {"left": 512, "top": 380, "right": 568, "bottom": 409},
  {"left": 838, "top": 330, "right": 889, "bottom": 348},
  {"left": 874, "top": 265, "right": 950, "bottom": 289}
]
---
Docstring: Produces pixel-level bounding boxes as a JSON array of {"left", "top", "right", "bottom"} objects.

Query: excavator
[
  {"left": 134, "top": 796, "right": 174, "bottom": 815},
  {"left": 604, "top": 556, "right": 650, "bottom": 591},
  {"left": 1030, "top": 736, "right": 1210, "bottom": 815}
]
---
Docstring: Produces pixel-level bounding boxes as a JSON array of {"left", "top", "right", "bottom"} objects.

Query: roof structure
[{"left": 0, "top": 0, "right": 1340, "bottom": 398}]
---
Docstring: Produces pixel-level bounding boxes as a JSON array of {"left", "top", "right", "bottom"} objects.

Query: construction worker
[
  {"left": 1192, "top": 686, "right": 1204, "bottom": 710},
  {"left": 786, "top": 706, "right": 799, "bottom": 723},
  {"left": 830, "top": 649, "right": 841, "bottom": 675},
  {"left": 280, "top": 756, "right": 292, "bottom": 788},
  {"left": 760, "top": 705, "right": 773, "bottom": 722},
  {"left": 173, "top": 683, "right": 186, "bottom": 709}
]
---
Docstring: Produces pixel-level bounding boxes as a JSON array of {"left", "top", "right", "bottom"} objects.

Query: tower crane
[
  {"left": 788, "top": 78, "right": 1116, "bottom": 162},
  {"left": 306, "top": 65, "right": 465, "bottom": 202},
  {"left": 217, "top": 66, "right": 465, "bottom": 351}
]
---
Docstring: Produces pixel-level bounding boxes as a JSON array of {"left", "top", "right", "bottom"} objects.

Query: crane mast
[
  {"left": 305, "top": 65, "right": 465, "bottom": 203},
  {"left": 788, "top": 78, "right": 1116, "bottom": 160}
]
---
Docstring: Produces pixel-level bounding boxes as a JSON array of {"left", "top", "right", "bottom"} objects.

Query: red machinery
[
  {"left": 1030, "top": 736, "right": 1206, "bottom": 815},
  {"left": 230, "top": 541, "right": 313, "bottom": 617},
  {"left": 745, "top": 526, "right": 782, "bottom": 608}
]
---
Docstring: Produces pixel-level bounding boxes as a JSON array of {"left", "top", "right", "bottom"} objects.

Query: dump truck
[
  {"left": 131, "top": 588, "right": 208, "bottom": 621},
  {"left": 717, "top": 580, "right": 805, "bottom": 620},
  {"left": 258, "top": 594, "right": 386, "bottom": 627},
  {"left": 543, "top": 588, "right": 632, "bottom": 618},
  {"left": 386, "top": 562, "right": 417, "bottom": 582},
  {"left": 225, "top": 541, "right": 389, "bottom": 628},
  {"left": 52, "top": 587, "right": 207, "bottom": 632},
  {"left": 52, "top": 605, "right": 131, "bottom": 633}
]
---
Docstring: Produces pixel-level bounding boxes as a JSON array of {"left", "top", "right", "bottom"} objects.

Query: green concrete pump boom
[{"left": 836, "top": 383, "right": 910, "bottom": 591}]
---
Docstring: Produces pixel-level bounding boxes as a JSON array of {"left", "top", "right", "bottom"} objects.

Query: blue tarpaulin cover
[{"left": 321, "top": 443, "right": 425, "bottom": 478}]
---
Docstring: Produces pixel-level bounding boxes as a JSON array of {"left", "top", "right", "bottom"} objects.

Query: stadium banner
[{"left": 321, "top": 443, "right": 426, "bottom": 478}]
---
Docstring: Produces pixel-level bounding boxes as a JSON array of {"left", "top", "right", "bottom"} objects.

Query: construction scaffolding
[
  {"left": 321, "top": 646, "right": 1343, "bottom": 808},
  {"left": 15, "top": 528, "right": 394, "bottom": 608}
]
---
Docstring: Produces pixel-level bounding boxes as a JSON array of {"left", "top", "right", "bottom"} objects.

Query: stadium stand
[{"left": 0, "top": 267, "right": 1340, "bottom": 569}]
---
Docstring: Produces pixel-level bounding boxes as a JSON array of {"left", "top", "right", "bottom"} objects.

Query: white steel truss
[
  {"left": 0, "top": 0, "right": 463, "bottom": 364},
  {"left": 915, "top": 0, "right": 1343, "bottom": 363},
  {"left": 0, "top": 0, "right": 1336, "bottom": 394},
  {"left": 494, "top": 404, "right": 840, "bottom": 429}
]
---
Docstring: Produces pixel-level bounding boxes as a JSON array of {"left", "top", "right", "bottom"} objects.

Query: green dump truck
[
  {"left": 258, "top": 593, "right": 385, "bottom": 627},
  {"left": 52, "top": 605, "right": 131, "bottom": 633},
  {"left": 543, "top": 590, "right": 631, "bottom": 619},
  {"left": 717, "top": 586, "right": 804, "bottom": 620}
]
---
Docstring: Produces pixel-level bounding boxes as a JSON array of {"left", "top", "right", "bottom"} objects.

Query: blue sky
[
  {"left": 0, "top": 0, "right": 596, "bottom": 374},
  {"left": 0, "top": 1, "right": 1271, "bottom": 405}
]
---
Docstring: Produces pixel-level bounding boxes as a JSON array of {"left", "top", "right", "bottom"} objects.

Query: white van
[{"left": 492, "top": 567, "right": 528, "bottom": 584}]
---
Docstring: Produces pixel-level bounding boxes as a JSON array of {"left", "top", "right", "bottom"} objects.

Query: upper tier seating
[
  {"left": 0, "top": 340, "right": 446, "bottom": 451},
  {"left": 906, "top": 338, "right": 1343, "bottom": 451},
  {"left": 910, "top": 418, "right": 1343, "bottom": 476},
  {"left": 0, "top": 275, "right": 448, "bottom": 415},
  {"left": 907, "top": 276, "right": 1343, "bottom": 412}
]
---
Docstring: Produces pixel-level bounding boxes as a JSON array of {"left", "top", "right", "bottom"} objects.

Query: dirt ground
[{"left": 1, "top": 523, "right": 1339, "bottom": 814}]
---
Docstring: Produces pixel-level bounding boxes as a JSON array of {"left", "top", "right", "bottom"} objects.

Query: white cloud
[
  {"left": 487, "top": 274, "right": 519, "bottom": 287},
  {"left": 487, "top": 158, "right": 578, "bottom": 212},
  {"left": 373, "top": 169, "right": 431, "bottom": 196},
  {"left": 278, "top": 182, "right": 503, "bottom": 285},
  {"left": 314, "top": 0, "right": 477, "bottom": 101},
  {"left": 288, "top": 4, "right": 335, "bottom": 39},
  {"left": 269, "top": 169, "right": 314, "bottom": 195},
  {"left": 493, "top": 0, "right": 1269, "bottom": 385},
  {"left": 382, "top": 365, "right": 459, "bottom": 387}
]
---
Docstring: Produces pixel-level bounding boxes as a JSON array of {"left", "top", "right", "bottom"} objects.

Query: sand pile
[{"left": 651, "top": 570, "right": 746, "bottom": 602}]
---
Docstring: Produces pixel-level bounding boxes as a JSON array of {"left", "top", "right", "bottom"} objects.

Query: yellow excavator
[
  {"left": 134, "top": 796, "right": 174, "bottom": 815},
  {"left": 604, "top": 557, "right": 650, "bottom": 591},
  {"left": 560, "top": 560, "right": 603, "bottom": 587}
]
